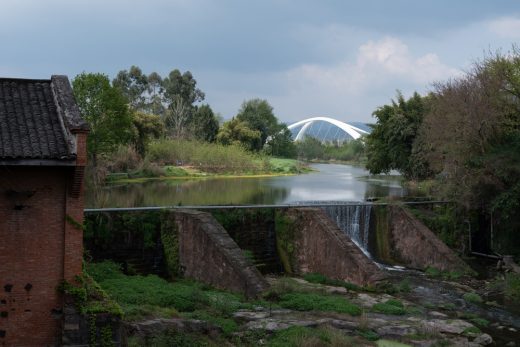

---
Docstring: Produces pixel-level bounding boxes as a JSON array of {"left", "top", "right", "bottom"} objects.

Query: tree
[
  {"left": 112, "top": 65, "right": 149, "bottom": 110},
  {"left": 216, "top": 118, "right": 262, "bottom": 151},
  {"left": 162, "top": 69, "right": 205, "bottom": 106},
  {"left": 132, "top": 112, "right": 164, "bottom": 156},
  {"left": 236, "top": 99, "right": 278, "bottom": 151},
  {"left": 164, "top": 95, "right": 190, "bottom": 139},
  {"left": 264, "top": 124, "right": 297, "bottom": 158},
  {"left": 72, "top": 73, "right": 133, "bottom": 166},
  {"left": 365, "top": 91, "right": 430, "bottom": 179},
  {"left": 147, "top": 71, "right": 165, "bottom": 115},
  {"left": 189, "top": 104, "right": 219, "bottom": 142}
]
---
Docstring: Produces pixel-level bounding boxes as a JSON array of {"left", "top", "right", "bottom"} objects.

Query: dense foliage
[
  {"left": 295, "top": 136, "right": 366, "bottom": 163},
  {"left": 365, "top": 91, "right": 429, "bottom": 179},
  {"left": 366, "top": 50, "right": 520, "bottom": 256}
]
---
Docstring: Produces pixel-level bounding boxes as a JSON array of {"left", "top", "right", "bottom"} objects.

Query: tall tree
[
  {"left": 236, "top": 98, "right": 279, "bottom": 151},
  {"left": 164, "top": 95, "right": 190, "bottom": 139},
  {"left": 365, "top": 91, "right": 429, "bottom": 179},
  {"left": 264, "top": 124, "right": 297, "bottom": 158},
  {"left": 147, "top": 71, "right": 165, "bottom": 115},
  {"left": 112, "top": 65, "right": 149, "bottom": 110},
  {"left": 72, "top": 73, "right": 133, "bottom": 166},
  {"left": 162, "top": 69, "right": 205, "bottom": 106},
  {"left": 189, "top": 104, "right": 219, "bottom": 142},
  {"left": 132, "top": 112, "right": 165, "bottom": 156}
]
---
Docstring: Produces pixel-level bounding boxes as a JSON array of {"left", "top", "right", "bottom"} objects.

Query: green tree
[
  {"left": 189, "top": 104, "right": 219, "bottom": 142},
  {"left": 72, "top": 73, "right": 133, "bottom": 166},
  {"left": 147, "top": 71, "right": 165, "bottom": 115},
  {"left": 236, "top": 98, "right": 279, "bottom": 151},
  {"left": 264, "top": 124, "right": 297, "bottom": 158},
  {"left": 162, "top": 69, "right": 205, "bottom": 106},
  {"left": 365, "top": 91, "right": 430, "bottom": 179},
  {"left": 112, "top": 65, "right": 149, "bottom": 110},
  {"left": 296, "top": 136, "right": 325, "bottom": 160},
  {"left": 132, "top": 112, "right": 165, "bottom": 156},
  {"left": 216, "top": 118, "right": 262, "bottom": 151}
]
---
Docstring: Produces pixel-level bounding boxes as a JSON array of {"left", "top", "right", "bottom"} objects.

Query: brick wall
[{"left": 0, "top": 166, "right": 84, "bottom": 347}]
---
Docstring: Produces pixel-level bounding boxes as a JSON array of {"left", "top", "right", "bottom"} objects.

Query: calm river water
[{"left": 86, "top": 163, "right": 405, "bottom": 208}]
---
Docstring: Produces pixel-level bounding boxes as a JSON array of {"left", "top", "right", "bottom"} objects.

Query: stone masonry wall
[
  {"left": 388, "top": 205, "right": 469, "bottom": 272},
  {"left": 172, "top": 210, "right": 269, "bottom": 298},
  {"left": 284, "top": 208, "right": 385, "bottom": 286}
]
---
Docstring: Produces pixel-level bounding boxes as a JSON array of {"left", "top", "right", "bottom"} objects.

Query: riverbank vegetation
[
  {"left": 364, "top": 49, "right": 520, "bottom": 262},
  {"left": 295, "top": 136, "right": 367, "bottom": 164},
  {"left": 73, "top": 66, "right": 302, "bottom": 187}
]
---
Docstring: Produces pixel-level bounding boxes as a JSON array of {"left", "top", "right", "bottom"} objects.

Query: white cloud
[
  {"left": 488, "top": 17, "right": 520, "bottom": 39},
  {"left": 268, "top": 37, "right": 459, "bottom": 122}
]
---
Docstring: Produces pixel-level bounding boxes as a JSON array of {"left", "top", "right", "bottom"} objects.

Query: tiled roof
[{"left": 0, "top": 76, "right": 88, "bottom": 162}]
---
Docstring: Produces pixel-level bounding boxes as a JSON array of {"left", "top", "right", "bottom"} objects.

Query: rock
[
  {"left": 233, "top": 310, "right": 270, "bottom": 321},
  {"left": 422, "top": 319, "right": 474, "bottom": 334},
  {"left": 429, "top": 311, "right": 448, "bottom": 318},
  {"left": 125, "top": 318, "right": 221, "bottom": 338},
  {"left": 376, "top": 324, "right": 417, "bottom": 338},
  {"left": 472, "top": 333, "right": 493, "bottom": 346},
  {"left": 245, "top": 318, "right": 317, "bottom": 332},
  {"left": 506, "top": 341, "right": 516, "bottom": 347},
  {"left": 508, "top": 327, "right": 517, "bottom": 332}
]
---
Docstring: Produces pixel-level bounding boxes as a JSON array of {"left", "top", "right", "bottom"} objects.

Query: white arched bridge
[{"left": 288, "top": 116, "right": 370, "bottom": 143}]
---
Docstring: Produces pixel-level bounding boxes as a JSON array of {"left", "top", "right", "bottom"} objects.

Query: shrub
[{"left": 303, "top": 273, "right": 361, "bottom": 291}]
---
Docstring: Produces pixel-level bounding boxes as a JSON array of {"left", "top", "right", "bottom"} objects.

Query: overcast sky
[{"left": 1, "top": 0, "right": 520, "bottom": 123}]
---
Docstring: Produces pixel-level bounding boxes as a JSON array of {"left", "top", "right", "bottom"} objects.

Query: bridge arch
[{"left": 288, "top": 116, "right": 369, "bottom": 142}]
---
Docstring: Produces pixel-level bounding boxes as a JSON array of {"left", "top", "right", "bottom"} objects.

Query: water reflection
[{"left": 86, "top": 163, "right": 405, "bottom": 208}]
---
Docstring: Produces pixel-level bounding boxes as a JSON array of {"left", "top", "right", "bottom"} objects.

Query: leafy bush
[{"left": 146, "top": 139, "right": 261, "bottom": 173}]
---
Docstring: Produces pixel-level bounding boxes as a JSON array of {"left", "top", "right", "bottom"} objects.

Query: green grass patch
[
  {"left": 87, "top": 261, "right": 249, "bottom": 321},
  {"left": 303, "top": 273, "right": 361, "bottom": 291},
  {"left": 462, "top": 326, "right": 481, "bottom": 336},
  {"left": 463, "top": 292, "right": 483, "bottom": 304},
  {"left": 504, "top": 273, "right": 520, "bottom": 301},
  {"left": 267, "top": 326, "right": 358, "bottom": 347},
  {"left": 183, "top": 310, "right": 238, "bottom": 336},
  {"left": 371, "top": 300, "right": 406, "bottom": 315},
  {"left": 277, "top": 292, "right": 361, "bottom": 315}
]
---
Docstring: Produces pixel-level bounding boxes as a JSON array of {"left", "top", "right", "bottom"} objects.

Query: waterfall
[
  {"left": 297, "top": 201, "right": 372, "bottom": 256},
  {"left": 322, "top": 203, "right": 372, "bottom": 253}
]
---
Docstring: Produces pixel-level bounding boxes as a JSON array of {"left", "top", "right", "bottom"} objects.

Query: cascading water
[{"left": 297, "top": 201, "right": 373, "bottom": 257}]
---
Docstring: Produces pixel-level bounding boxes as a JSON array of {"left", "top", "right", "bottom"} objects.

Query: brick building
[{"left": 0, "top": 76, "right": 88, "bottom": 346}]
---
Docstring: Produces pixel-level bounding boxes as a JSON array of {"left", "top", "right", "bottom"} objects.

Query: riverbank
[
  {"left": 87, "top": 260, "right": 520, "bottom": 346},
  {"left": 105, "top": 157, "right": 313, "bottom": 184}
]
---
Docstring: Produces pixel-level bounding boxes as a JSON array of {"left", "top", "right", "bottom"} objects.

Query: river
[{"left": 86, "top": 163, "right": 405, "bottom": 208}]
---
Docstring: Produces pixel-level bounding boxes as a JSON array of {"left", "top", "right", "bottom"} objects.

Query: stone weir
[
  {"left": 373, "top": 205, "right": 470, "bottom": 272},
  {"left": 167, "top": 210, "right": 269, "bottom": 298},
  {"left": 278, "top": 208, "right": 385, "bottom": 285}
]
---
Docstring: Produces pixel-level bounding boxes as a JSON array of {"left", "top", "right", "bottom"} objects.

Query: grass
[
  {"left": 371, "top": 299, "right": 406, "bottom": 315},
  {"left": 303, "top": 273, "right": 361, "bottom": 291},
  {"left": 86, "top": 261, "right": 249, "bottom": 324},
  {"left": 424, "top": 266, "right": 464, "bottom": 281},
  {"left": 267, "top": 326, "right": 359, "bottom": 347},
  {"left": 278, "top": 292, "right": 361, "bottom": 315},
  {"left": 504, "top": 273, "right": 520, "bottom": 301},
  {"left": 463, "top": 292, "right": 483, "bottom": 304}
]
